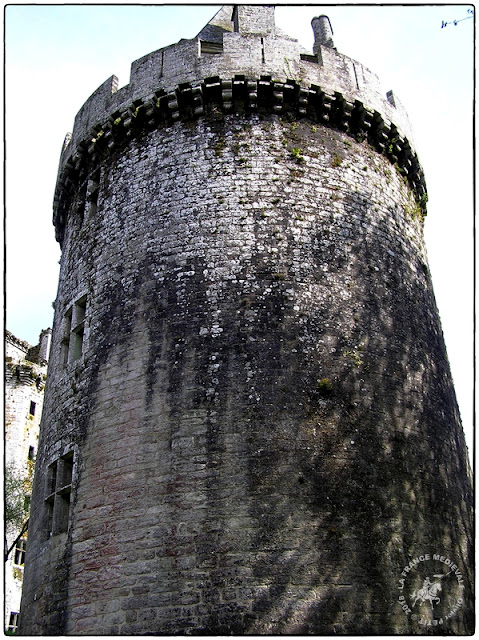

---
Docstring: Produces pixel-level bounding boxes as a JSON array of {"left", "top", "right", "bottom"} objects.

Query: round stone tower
[{"left": 20, "top": 6, "right": 473, "bottom": 635}]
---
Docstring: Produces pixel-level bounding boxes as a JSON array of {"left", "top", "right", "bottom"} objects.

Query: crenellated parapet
[{"left": 53, "top": 6, "right": 427, "bottom": 245}]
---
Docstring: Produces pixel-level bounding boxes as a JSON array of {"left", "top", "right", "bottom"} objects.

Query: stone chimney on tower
[
  {"left": 312, "top": 15, "right": 335, "bottom": 52},
  {"left": 38, "top": 328, "right": 52, "bottom": 363}
]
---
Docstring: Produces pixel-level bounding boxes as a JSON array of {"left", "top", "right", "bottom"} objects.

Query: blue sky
[{"left": 5, "top": 4, "right": 474, "bottom": 455}]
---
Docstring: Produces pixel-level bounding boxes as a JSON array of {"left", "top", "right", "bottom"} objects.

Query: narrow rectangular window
[
  {"left": 62, "top": 295, "right": 88, "bottom": 366},
  {"left": 28, "top": 445, "right": 35, "bottom": 460},
  {"left": 159, "top": 50, "right": 164, "bottom": 78},
  {"left": 71, "top": 326, "right": 85, "bottom": 361},
  {"left": 45, "top": 498, "right": 54, "bottom": 540},
  {"left": 61, "top": 307, "right": 72, "bottom": 366},
  {"left": 300, "top": 53, "right": 319, "bottom": 64},
  {"left": 45, "top": 461, "right": 56, "bottom": 538},
  {"left": 87, "top": 169, "right": 100, "bottom": 218},
  {"left": 44, "top": 453, "right": 74, "bottom": 538},
  {"left": 56, "top": 453, "right": 73, "bottom": 534},
  {"left": 58, "top": 453, "right": 74, "bottom": 490},
  {"left": 13, "top": 540, "right": 27, "bottom": 566},
  {"left": 200, "top": 41, "right": 223, "bottom": 55},
  {"left": 8, "top": 612, "right": 19, "bottom": 633},
  {"left": 48, "top": 461, "right": 58, "bottom": 495},
  {"left": 71, "top": 296, "right": 87, "bottom": 361},
  {"left": 57, "top": 491, "right": 72, "bottom": 534},
  {"left": 29, "top": 400, "right": 36, "bottom": 417},
  {"left": 232, "top": 6, "right": 239, "bottom": 32}
]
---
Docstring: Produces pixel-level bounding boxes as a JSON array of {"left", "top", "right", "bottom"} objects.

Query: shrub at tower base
[{"left": 19, "top": 5, "right": 473, "bottom": 635}]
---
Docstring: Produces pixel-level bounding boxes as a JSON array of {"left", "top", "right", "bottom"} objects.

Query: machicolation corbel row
[{"left": 53, "top": 8, "right": 426, "bottom": 246}]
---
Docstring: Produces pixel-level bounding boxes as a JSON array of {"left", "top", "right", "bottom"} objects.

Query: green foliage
[
  {"left": 387, "top": 137, "right": 398, "bottom": 155},
  {"left": 92, "top": 130, "right": 104, "bottom": 143},
  {"left": 405, "top": 202, "right": 425, "bottom": 223},
  {"left": 233, "top": 141, "right": 250, "bottom": 157},
  {"left": 317, "top": 378, "right": 333, "bottom": 393},
  {"left": 290, "top": 147, "right": 304, "bottom": 163},
  {"left": 331, "top": 153, "right": 343, "bottom": 167},
  {"left": 344, "top": 349, "right": 363, "bottom": 367},
  {"left": 5, "top": 463, "right": 28, "bottom": 531},
  {"left": 13, "top": 566, "right": 23, "bottom": 581},
  {"left": 213, "top": 136, "right": 226, "bottom": 157},
  {"left": 283, "top": 56, "right": 293, "bottom": 77}
]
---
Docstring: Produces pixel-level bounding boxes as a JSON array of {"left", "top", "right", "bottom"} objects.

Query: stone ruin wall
[
  {"left": 5, "top": 331, "right": 49, "bottom": 631},
  {"left": 5, "top": 330, "right": 49, "bottom": 486}
]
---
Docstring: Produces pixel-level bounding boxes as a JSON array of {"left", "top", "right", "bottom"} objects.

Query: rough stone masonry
[{"left": 20, "top": 6, "right": 473, "bottom": 635}]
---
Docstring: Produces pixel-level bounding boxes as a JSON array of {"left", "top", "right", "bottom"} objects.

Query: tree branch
[{"left": 5, "top": 519, "right": 29, "bottom": 562}]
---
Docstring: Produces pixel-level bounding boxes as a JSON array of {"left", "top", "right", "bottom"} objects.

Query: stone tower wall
[
  {"left": 52, "top": 6, "right": 423, "bottom": 249},
  {"left": 20, "top": 6, "right": 472, "bottom": 635}
]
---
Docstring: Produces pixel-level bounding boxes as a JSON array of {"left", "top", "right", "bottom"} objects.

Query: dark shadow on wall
[
  {"left": 170, "top": 189, "right": 474, "bottom": 635},
  {"left": 67, "top": 124, "right": 472, "bottom": 635}
]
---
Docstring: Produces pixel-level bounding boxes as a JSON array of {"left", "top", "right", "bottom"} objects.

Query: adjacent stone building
[
  {"left": 20, "top": 6, "right": 473, "bottom": 634},
  {"left": 5, "top": 329, "right": 50, "bottom": 632}
]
